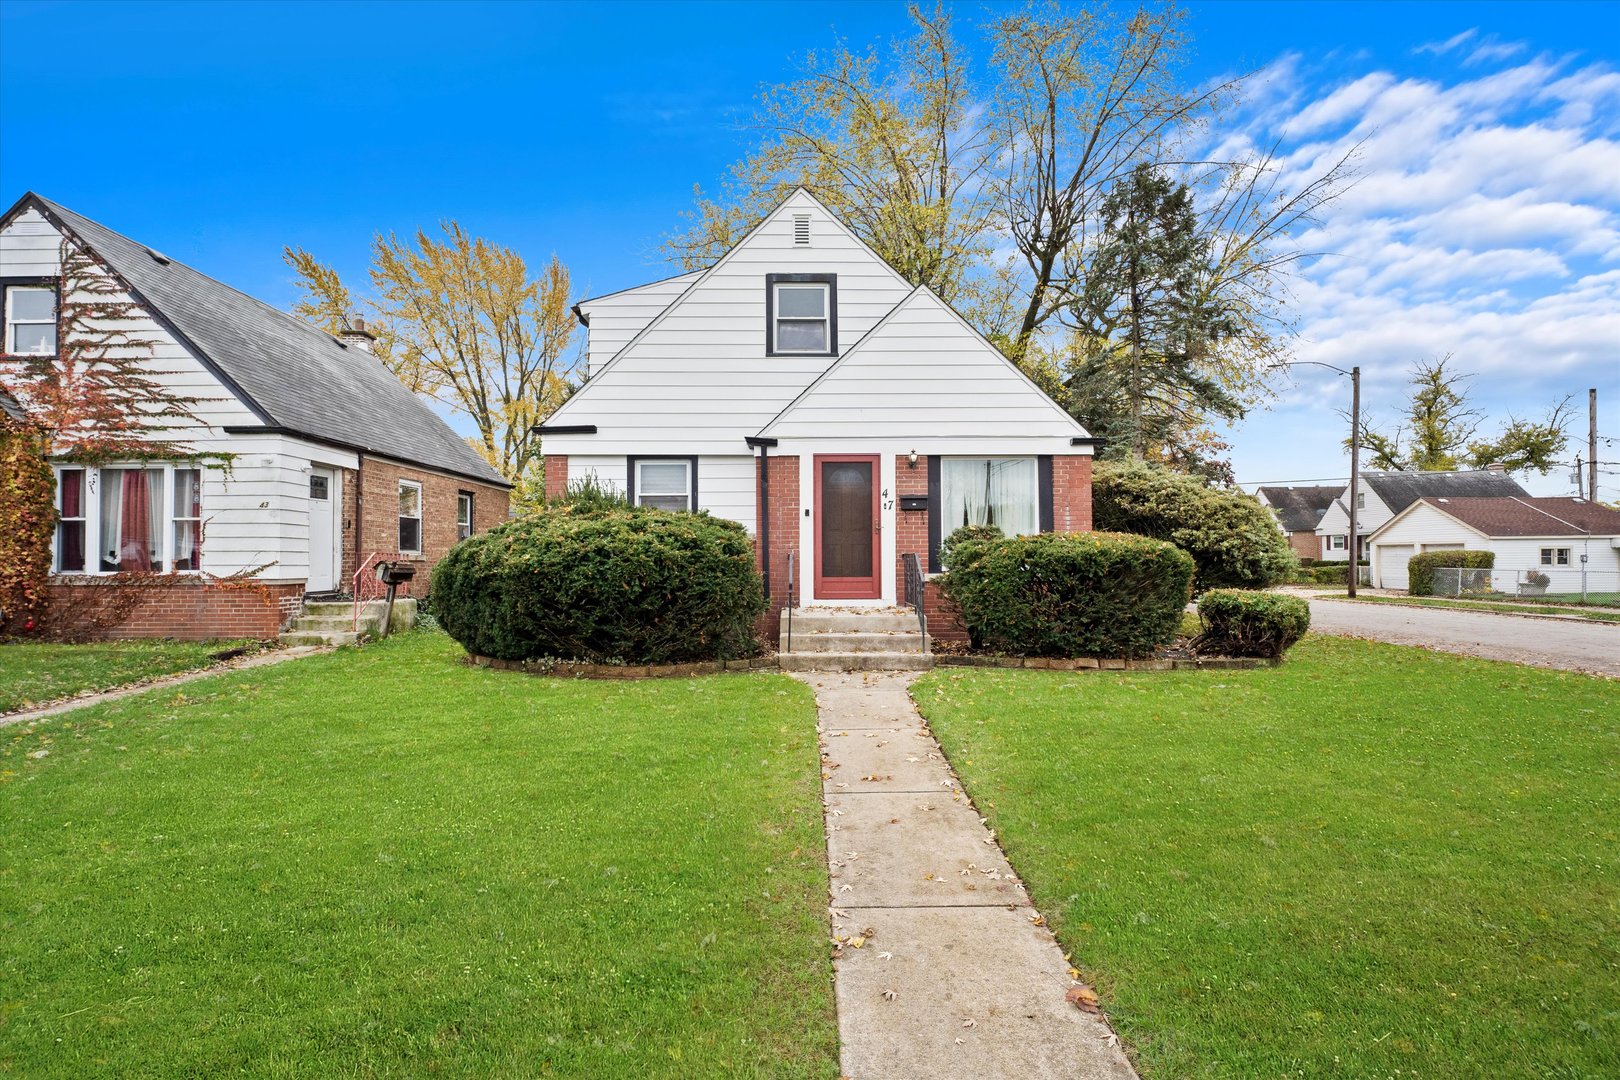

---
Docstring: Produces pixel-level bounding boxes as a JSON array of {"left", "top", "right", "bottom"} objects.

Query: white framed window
[
  {"left": 1355, "top": 492, "right": 1365, "bottom": 510},
  {"left": 633, "top": 459, "right": 693, "bottom": 511},
  {"left": 55, "top": 467, "right": 86, "bottom": 572},
  {"left": 398, "top": 480, "right": 422, "bottom": 554},
  {"left": 1329, "top": 534, "right": 1347, "bottom": 551},
  {"left": 1540, "top": 547, "right": 1570, "bottom": 566},
  {"left": 456, "top": 491, "right": 473, "bottom": 541},
  {"left": 50, "top": 463, "right": 203, "bottom": 575},
  {"left": 5, "top": 284, "right": 57, "bottom": 355},
  {"left": 940, "top": 457, "right": 1040, "bottom": 538},
  {"left": 767, "top": 274, "right": 835, "bottom": 355}
]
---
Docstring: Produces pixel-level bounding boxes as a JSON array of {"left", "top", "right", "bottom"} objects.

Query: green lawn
[
  {"left": 914, "top": 637, "right": 1619, "bottom": 1079},
  {"left": 1315, "top": 593, "right": 1620, "bottom": 623},
  {"left": 0, "top": 631, "right": 837, "bottom": 1079},
  {"left": 0, "top": 639, "right": 261, "bottom": 714}
]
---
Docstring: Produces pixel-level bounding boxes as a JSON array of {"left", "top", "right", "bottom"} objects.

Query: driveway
[{"left": 1307, "top": 599, "right": 1620, "bottom": 678}]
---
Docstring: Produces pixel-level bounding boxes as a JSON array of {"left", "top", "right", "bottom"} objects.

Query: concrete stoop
[
  {"left": 779, "top": 607, "right": 933, "bottom": 672},
  {"left": 281, "top": 598, "right": 417, "bottom": 647}
]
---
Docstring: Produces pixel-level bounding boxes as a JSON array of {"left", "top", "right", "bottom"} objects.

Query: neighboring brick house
[
  {"left": 537, "top": 188, "right": 1099, "bottom": 644},
  {"left": 1, "top": 192, "right": 510, "bottom": 641},
  {"left": 1256, "top": 484, "right": 1341, "bottom": 560}
]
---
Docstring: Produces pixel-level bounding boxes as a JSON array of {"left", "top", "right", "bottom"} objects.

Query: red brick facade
[
  {"left": 543, "top": 455, "right": 568, "bottom": 501},
  {"left": 755, "top": 454, "right": 801, "bottom": 641},
  {"left": 1285, "top": 530, "right": 1319, "bottom": 561},
  {"left": 347, "top": 455, "right": 510, "bottom": 598},
  {"left": 44, "top": 579, "right": 305, "bottom": 642}
]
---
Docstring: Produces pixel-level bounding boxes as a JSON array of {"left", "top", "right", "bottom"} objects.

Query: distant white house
[
  {"left": 1366, "top": 495, "right": 1620, "bottom": 591},
  {"left": 1315, "top": 468, "right": 1529, "bottom": 563}
]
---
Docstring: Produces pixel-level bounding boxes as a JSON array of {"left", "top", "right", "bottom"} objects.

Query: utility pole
[
  {"left": 1348, "top": 365, "right": 1360, "bottom": 598},
  {"left": 1590, "top": 388, "right": 1599, "bottom": 504}
]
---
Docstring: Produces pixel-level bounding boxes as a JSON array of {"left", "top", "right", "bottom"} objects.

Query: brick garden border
[
  {"left": 466, "top": 653, "right": 780, "bottom": 679},
  {"left": 467, "top": 651, "right": 1279, "bottom": 678},
  {"left": 933, "top": 655, "right": 1281, "bottom": 671}
]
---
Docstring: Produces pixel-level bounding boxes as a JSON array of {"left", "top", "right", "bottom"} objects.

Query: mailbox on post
[{"left": 374, "top": 561, "right": 415, "bottom": 637}]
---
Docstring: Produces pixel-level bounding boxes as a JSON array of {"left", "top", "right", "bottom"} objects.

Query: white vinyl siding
[
  {"left": 761, "top": 288, "right": 1085, "bottom": 445},
  {"left": 577, "top": 271, "right": 702, "bottom": 377},
  {"left": 543, "top": 191, "right": 916, "bottom": 457}
]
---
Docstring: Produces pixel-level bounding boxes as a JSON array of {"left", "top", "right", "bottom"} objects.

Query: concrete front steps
[
  {"left": 777, "top": 607, "right": 933, "bottom": 671},
  {"left": 281, "top": 598, "right": 417, "bottom": 647}
]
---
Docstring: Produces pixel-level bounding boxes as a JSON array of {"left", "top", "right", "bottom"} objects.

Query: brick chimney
[{"left": 339, "top": 314, "right": 376, "bottom": 353}]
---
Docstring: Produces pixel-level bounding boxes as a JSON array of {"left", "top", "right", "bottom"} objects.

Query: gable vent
[{"left": 793, "top": 214, "right": 811, "bottom": 246}]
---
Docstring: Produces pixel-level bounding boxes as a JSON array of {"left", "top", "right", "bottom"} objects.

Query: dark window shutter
[
  {"left": 927, "top": 455, "right": 942, "bottom": 573},
  {"left": 1038, "top": 455, "right": 1054, "bottom": 532}
]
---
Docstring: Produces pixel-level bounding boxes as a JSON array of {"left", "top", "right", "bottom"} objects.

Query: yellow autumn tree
[{"left": 285, "top": 226, "right": 578, "bottom": 481}]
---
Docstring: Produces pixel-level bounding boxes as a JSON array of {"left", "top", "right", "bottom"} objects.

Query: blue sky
[{"left": 3, "top": 0, "right": 1616, "bottom": 497}]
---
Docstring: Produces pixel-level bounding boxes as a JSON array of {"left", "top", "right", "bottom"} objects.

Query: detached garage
[{"left": 1368, "top": 496, "right": 1620, "bottom": 593}]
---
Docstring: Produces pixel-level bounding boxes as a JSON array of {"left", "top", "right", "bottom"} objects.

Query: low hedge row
[
  {"left": 940, "top": 530, "right": 1194, "bottom": 659},
  {"left": 431, "top": 506, "right": 766, "bottom": 664},
  {"left": 1195, "top": 590, "right": 1311, "bottom": 658},
  {"left": 1407, "top": 550, "right": 1494, "bottom": 595}
]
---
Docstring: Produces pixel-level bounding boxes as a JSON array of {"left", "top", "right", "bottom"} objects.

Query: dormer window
[
  {"left": 765, "top": 273, "right": 837, "bottom": 356},
  {"left": 4, "top": 283, "right": 56, "bottom": 355}
]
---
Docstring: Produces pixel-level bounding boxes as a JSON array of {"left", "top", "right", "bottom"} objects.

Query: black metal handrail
[
  {"left": 785, "top": 550, "right": 796, "bottom": 653},
  {"left": 902, "top": 552, "right": 927, "bottom": 639}
]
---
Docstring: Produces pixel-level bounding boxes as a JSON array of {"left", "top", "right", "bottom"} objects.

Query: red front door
[{"left": 814, "top": 454, "right": 881, "bottom": 599}]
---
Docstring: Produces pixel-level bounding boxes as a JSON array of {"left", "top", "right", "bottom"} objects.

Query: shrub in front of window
[
  {"left": 430, "top": 505, "right": 766, "bottom": 664},
  {"left": 1092, "top": 460, "right": 1297, "bottom": 592},
  {"left": 1195, "top": 590, "right": 1310, "bottom": 659},
  {"left": 0, "top": 420, "right": 55, "bottom": 636},
  {"left": 939, "top": 523, "right": 1004, "bottom": 572},
  {"left": 940, "top": 531, "right": 1194, "bottom": 658},
  {"left": 1405, "top": 550, "right": 1494, "bottom": 596},
  {"left": 548, "top": 473, "right": 629, "bottom": 513}
]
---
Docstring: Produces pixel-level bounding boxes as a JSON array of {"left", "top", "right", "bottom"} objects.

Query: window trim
[
  {"left": 55, "top": 466, "right": 87, "bottom": 573},
  {"left": 1329, "top": 534, "right": 1347, "bottom": 551},
  {"left": 397, "top": 479, "right": 423, "bottom": 555},
  {"left": 456, "top": 490, "right": 474, "bottom": 542},
  {"left": 626, "top": 456, "right": 698, "bottom": 511},
  {"left": 1540, "top": 546, "right": 1570, "bottom": 566},
  {"left": 49, "top": 462, "right": 204, "bottom": 576},
  {"left": 764, "top": 273, "right": 837, "bottom": 357},
  {"left": 2, "top": 277, "right": 58, "bottom": 358}
]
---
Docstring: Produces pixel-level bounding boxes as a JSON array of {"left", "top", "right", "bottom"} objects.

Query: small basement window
[
  {"left": 398, "top": 480, "right": 423, "bottom": 554},
  {"left": 766, "top": 274, "right": 836, "bottom": 356},
  {"left": 633, "top": 459, "right": 694, "bottom": 512},
  {"left": 5, "top": 284, "right": 56, "bottom": 355}
]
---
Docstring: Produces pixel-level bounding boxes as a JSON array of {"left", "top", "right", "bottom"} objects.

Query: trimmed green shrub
[
  {"left": 431, "top": 505, "right": 766, "bottom": 663},
  {"left": 1093, "top": 460, "right": 1297, "bottom": 592},
  {"left": 549, "top": 473, "right": 629, "bottom": 512},
  {"left": 939, "top": 523, "right": 1003, "bottom": 572},
  {"left": 940, "top": 531, "right": 1194, "bottom": 658},
  {"left": 1406, "top": 550, "right": 1494, "bottom": 596},
  {"left": 1312, "top": 563, "right": 1348, "bottom": 585},
  {"left": 1195, "top": 590, "right": 1311, "bottom": 658}
]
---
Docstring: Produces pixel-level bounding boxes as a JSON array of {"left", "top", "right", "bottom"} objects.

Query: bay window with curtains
[
  {"left": 939, "top": 457, "right": 1040, "bottom": 537},
  {"left": 50, "top": 463, "right": 203, "bottom": 574}
]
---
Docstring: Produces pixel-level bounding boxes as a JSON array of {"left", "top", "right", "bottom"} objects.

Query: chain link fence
[{"left": 1431, "top": 566, "right": 1620, "bottom": 605}]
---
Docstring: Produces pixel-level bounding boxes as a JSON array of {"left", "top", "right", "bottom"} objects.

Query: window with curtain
[
  {"left": 172, "top": 469, "right": 201, "bottom": 570},
  {"left": 939, "top": 458, "right": 1040, "bottom": 537},
  {"left": 56, "top": 467, "right": 86, "bottom": 572},
  {"left": 99, "top": 467, "right": 166, "bottom": 572},
  {"left": 635, "top": 460, "right": 692, "bottom": 511},
  {"left": 399, "top": 480, "right": 423, "bottom": 553}
]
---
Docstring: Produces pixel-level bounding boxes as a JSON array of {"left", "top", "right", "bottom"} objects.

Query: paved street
[{"left": 1307, "top": 599, "right": 1620, "bottom": 678}]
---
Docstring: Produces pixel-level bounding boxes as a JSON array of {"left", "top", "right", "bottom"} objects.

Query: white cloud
[{"left": 1219, "top": 48, "right": 1620, "bottom": 491}]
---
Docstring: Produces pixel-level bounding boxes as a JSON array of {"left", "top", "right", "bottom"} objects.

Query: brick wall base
[
  {"left": 1286, "top": 531, "right": 1318, "bottom": 561},
  {"left": 755, "top": 454, "right": 801, "bottom": 644},
  {"left": 43, "top": 579, "right": 305, "bottom": 641}
]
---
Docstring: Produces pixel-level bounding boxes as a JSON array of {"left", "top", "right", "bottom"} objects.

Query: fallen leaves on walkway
[{"left": 1065, "top": 984, "right": 1101, "bottom": 1014}]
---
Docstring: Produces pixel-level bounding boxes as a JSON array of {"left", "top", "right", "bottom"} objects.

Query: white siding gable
[
  {"left": 1369, "top": 501, "right": 1486, "bottom": 547},
  {"left": 759, "top": 287, "right": 1089, "bottom": 447},
  {"left": 576, "top": 271, "right": 701, "bottom": 377},
  {"left": 543, "top": 189, "right": 916, "bottom": 457}
]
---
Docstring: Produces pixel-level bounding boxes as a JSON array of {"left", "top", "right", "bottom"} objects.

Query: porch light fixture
[{"left": 907, "top": 450, "right": 918, "bottom": 469}]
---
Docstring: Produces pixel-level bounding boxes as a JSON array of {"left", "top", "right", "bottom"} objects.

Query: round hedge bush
[
  {"left": 431, "top": 506, "right": 766, "bottom": 664},
  {"left": 1195, "top": 589, "right": 1310, "bottom": 658},
  {"left": 940, "top": 531, "right": 1195, "bottom": 658}
]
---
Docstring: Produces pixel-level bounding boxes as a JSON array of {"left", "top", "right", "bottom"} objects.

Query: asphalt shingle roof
[
  {"left": 1422, "top": 496, "right": 1620, "bottom": 537},
  {"left": 17, "top": 194, "right": 506, "bottom": 487},
  {"left": 0, "top": 385, "right": 27, "bottom": 424},
  {"left": 1363, "top": 469, "right": 1527, "bottom": 512},
  {"left": 1258, "top": 485, "right": 1341, "bottom": 533}
]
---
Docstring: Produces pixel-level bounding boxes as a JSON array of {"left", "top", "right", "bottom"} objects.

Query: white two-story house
[{"left": 539, "top": 189, "right": 1099, "bottom": 641}]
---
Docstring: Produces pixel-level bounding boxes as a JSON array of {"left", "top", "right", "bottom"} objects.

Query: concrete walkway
[
  {"left": 798, "top": 670, "right": 1136, "bottom": 1080},
  {"left": 0, "top": 646, "right": 329, "bottom": 728}
]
